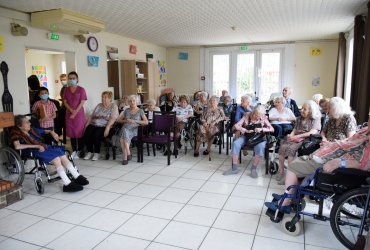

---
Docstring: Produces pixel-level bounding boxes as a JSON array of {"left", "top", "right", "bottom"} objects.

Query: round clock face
[{"left": 87, "top": 36, "right": 98, "bottom": 52}]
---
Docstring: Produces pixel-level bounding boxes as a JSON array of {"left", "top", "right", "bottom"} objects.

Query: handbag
[
  {"left": 246, "top": 132, "right": 266, "bottom": 147},
  {"left": 298, "top": 134, "right": 322, "bottom": 156}
]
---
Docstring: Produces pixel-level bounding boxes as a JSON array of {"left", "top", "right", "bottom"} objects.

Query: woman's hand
[
  {"left": 323, "top": 158, "right": 341, "bottom": 172},
  {"left": 50, "top": 131, "right": 59, "bottom": 142},
  {"left": 38, "top": 145, "right": 45, "bottom": 152},
  {"left": 255, "top": 128, "right": 263, "bottom": 133},
  {"left": 104, "top": 128, "right": 110, "bottom": 137}
]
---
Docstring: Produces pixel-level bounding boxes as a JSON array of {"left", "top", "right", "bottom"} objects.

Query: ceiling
[{"left": 0, "top": 0, "right": 368, "bottom": 47}]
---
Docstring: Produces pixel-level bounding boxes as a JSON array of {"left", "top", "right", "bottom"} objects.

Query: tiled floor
[{"left": 0, "top": 146, "right": 347, "bottom": 250}]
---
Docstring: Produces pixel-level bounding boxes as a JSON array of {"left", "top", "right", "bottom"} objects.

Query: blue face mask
[
  {"left": 40, "top": 94, "right": 49, "bottom": 100},
  {"left": 68, "top": 79, "right": 77, "bottom": 86}
]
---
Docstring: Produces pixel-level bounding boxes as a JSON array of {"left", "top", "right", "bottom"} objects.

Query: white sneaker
[
  {"left": 71, "top": 151, "right": 79, "bottom": 159},
  {"left": 84, "top": 152, "right": 93, "bottom": 160},
  {"left": 92, "top": 153, "right": 99, "bottom": 161}
]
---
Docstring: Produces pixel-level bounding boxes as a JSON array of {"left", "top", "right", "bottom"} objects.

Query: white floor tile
[
  {"left": 224, "top": 196, "right": 264, "bottom": 215},
  {"left": 170, "top": 178, "right": 205, "bottom": 191},
  {"left": 256, "top": 216, "right": 304, "bottom": 243},
  {"left": 6, "top": 194, "right": 45, "bottom": 211},
  {"left": 0, "top": 235, "right": 6, "bottom": 242},
  {"left": 99, "top": 180, "right": 137, "bottom": 194},
  {"left": 78, "top": 166, "right": 104, "bottom": 176},
  {"left": 0, "top": 212, "right": 42, "bottom": 237},
  {"left": 81, "top": 208, "right": 132, "bottom": 232},
  {"left": 49, "top": 188, "right": 94, "bottom": 202},
  {"left": 133, "top": 165, "right": 164, "bottom": 174},
  {"left": 106, "top": 195, "right": 151, "bottom": 213},
  {"left": 118, "top": 172, "right": 152, "bottom": 183},
  {"left": 48, "top": 203, "right": 100, "bottom": 224},
  {"left": 20, "top": 198, "right": 70, "bottom": 217},
  {"left": 78, "top": 190, "right": 121, "bottom": 207},
  {"left": 156, "top": 167, "right": 188, "bottom": 177},
  {"left": 0, "top": 208, "right": 15, "bottom": 220},
  {"left": 116, "top": 214, "right": 169, "bottom": 240},
  {"left": 127, "top": 184, "right": 166, "bottom": 198},
  {"left": 304, "top": 223, "right": 347, "bottom": 249},
  {"left": 13, "top": 218, "right": 74, "bottom": 246},
  {"left": 199, "top": 228, "right": 254, "bottom": 250},
  {"left": 252, "top": 235, "right": 304, "bottom": 250},
  {"left": 95, "top": 169, "right": 127, "bottom": 179},
  {"left": 174, "top": 204, "right": 220, "bottom": 227},
  {"left": 47, "top": 226, "right": 109, "bottom": 250},
  {"left": 146, "top": 242, "right": 185, "bottom": 250},
  {"left": 305, "top": 245, "right": 336, "bottom": 250},
  {"left": 200, "top": 181, "right": 235, "bottom": 195},
  {"left": 232, "top": 184, "right": 268, "bottom": 200},
  {"left": 156, "top": 187, "right": 196, "bottom": 203},
  {"left": 238, "top": 175, "right": 270, "bottom": 187},
  {"left": 79, "top": 176, "right": 112, "bottom": 189},
  {"left": 182, "top": 169, "right": 214, "bottom": 180},
  {"left": 188, "top": 192, "right": 228, "bottom": 209},
  {"left": 208, "top": 171, "right": 242, "bottom": 184},
  {"left": 0, "top": 238, "right": 40, "bottom": 250},
  {"left": 94, "top": 233, "right": 150, "bottom": 250},
  {"left": 155, "top": 221, "right": 209, "bottom": 249},
  {"left": 138, "top": 200, "right": 184, "bottom": 220},
  {"left": 213, "top": 210, "right": 260, "bottom": 235},
  {"left": 143, "top": 175, "right": 177, "bottom": 187}
]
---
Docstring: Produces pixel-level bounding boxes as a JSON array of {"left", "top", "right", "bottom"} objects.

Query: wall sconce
[
  {"left": 75, "top": 34, "right": 86, "bottom": 43},
  {"left": 11, "top": 23, "right": 28, "bottom": 36}
]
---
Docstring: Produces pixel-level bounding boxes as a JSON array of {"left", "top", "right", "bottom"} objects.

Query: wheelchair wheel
[
  {"left": 330, "top": 187, "right": 368, "bottom": 249},
  {"left": 0, "top": 147, "right": 25, "bottom": 186},
  {"left": 35, "top": 178, "right": 44, "bottom": 194},
  {"left": 269, "top": 161, "right": 278, "bottom": 175},
  {"left": 189, "top": 122, "right": 198, "bottom": 149},
  {"left": 282, "top": 216, "right": 302, "bottom": 236}
]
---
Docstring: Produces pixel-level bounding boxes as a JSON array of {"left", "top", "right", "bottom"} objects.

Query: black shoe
[
  {"left": 63, "top": 182, "right": 83, "bottom": 192},
  {"left": 194, "top": 151, "right": 199, "bottom": 157},
  {"left": 173, "top": 149, "right": 178, "bottom": 155},
  {"left": 203, "top": 150, "right": 209, "bottom": 155},
  {"left": 127, "top": 155, "right": 132, "bottom": 161},
  {"left": 74, "top": 175, "right": 89, "bottom": 186},
  {"left": 78, "top": 151, "right": 85, "bottom": 158},
  {"left": 122, "top": 160, "right": 128, "bottom": 165}
]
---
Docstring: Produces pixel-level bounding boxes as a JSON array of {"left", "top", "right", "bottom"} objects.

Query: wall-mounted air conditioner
[{"left": 31, "top": 9, "right": 105, "bottom": 35}]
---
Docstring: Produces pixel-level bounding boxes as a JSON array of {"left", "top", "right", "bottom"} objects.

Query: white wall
[{"left": 0, "top": 15, "right": 166, "bottom": 115}]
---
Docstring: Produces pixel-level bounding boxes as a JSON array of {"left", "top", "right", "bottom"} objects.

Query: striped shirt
[{"left": 32, "top": 100, "right": 57, "bottom": 129}]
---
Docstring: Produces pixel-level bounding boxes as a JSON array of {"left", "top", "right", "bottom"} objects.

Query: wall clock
[{"left": 87, "top": 36, "right": 98, "bottom": 52}]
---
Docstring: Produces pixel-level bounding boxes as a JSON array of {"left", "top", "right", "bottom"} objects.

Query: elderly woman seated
[
  {"left": 276, "top": 100, "right": 322, "bottom": 185},
  {"left": 10, "top": 115, "right": 89, "bottom": 192},
  {"left": 171, "top": 95, "right": 194, "bottom": 155},
  {"left": 193, "top": 91, "right": 208, "bottom": 116},
  {"left": 224, "top": 105, "right": 274, "bottom": 177},
  {"left": 83, "top": 91, "right": 119, "bottom": 161},
  {"left": 117, "top": 95, "right": 148, "bottom": 165},
  {"left": 265, "top": 114, "right": 369, "bottom": 213},
  {"left": 268, "top": 96, "right": 296, "bottom": 139},
  {"left": 220, "top": 95, "right": 233, "bottom": 118},
  {"left": 194, "top": 96, "right": 225, "bottom": 157},
  {"left": 160, "top": 91, "right": 178, "bottom": 112},
  {"left": 144, "top": 98, "right": 161, "bottom": 123},
  {"left": 235, "top": 95, "right": 253, "bottom": 123}
]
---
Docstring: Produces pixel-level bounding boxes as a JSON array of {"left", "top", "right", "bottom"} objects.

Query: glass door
[
  {"left": 210, "top": 53, "right": 230, "bottom": 97},
  {"left": 258, "top": 51, "right": 281, "bottom": 103},
  {"left": 236, "top": 53, "right": 255, "bottom": 102}
]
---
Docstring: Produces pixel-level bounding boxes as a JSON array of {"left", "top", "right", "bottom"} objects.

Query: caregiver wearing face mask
[
  {"left": 32, "top": 87, "right": 57, "bottom": 131},
  {"left": 63, "top": 71, "right": 87, "bottom": 159}
]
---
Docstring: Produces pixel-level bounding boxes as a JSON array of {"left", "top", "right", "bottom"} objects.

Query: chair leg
[
  {"left": 167, "top": 143, "right": 170, "bottom": 165},
  {"left": 147, "top": 143, "right": 150, "bottom": 156}
]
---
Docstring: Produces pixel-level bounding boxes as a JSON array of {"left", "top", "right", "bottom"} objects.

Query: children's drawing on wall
[
  {"left": 32, "top": 65, "right": 47, "bottom": 87},
  {"left": 157, "top": 60, "right": 167, "bottom": 87}
]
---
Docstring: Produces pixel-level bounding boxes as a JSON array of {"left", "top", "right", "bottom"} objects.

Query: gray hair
[
  {"left": 252, "top": 105, "right": 266, "bottom": 115},
  {"left": 303, "top": 100, "right": 322, "bottom": 120},
  {"left": 128, "top": 95, "right": 137, "bottom": 102},
  {"left": 224, "top": 95, "right": 232, "bottom": 102},
  {"left": 273, "top": 96, "right": 286, "bottom": 105},
  {"left": 199, "top": 91, "right": 208, "bottom": 98},
  {"left": 241, "top": 95, "right": 252, "bottom": 103},
  {"left": 329, "top": 97, "right": 355, "bottom": 118},
  {"left": 283, "top": 86, "right": 292, "bottom": 93},
  {"left": 208, "top": 95, "right": 219, "bottom": 103},
  {"left": 146, "top": 98, "right": 156, "bottom": 106},
  {"left": 312, "top": 94, "right": 323, "bottom": 104}
]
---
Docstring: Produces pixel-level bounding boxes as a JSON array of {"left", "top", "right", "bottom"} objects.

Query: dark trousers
[
  {"left": 84, "top": 125, "right": 106, "bottom": 153},
  {"left": 272, "top": 123, "right": 294, "bottom": 139},
  {"left": 70, "top": 137, "right": 84, "bottom": 152}
]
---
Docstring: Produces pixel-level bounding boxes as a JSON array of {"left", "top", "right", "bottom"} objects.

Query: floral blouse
[{"left": 322, "top": 114, "right": 357, "bottom": 141}]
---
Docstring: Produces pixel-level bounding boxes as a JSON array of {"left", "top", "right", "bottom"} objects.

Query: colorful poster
[
  {"left": 178, "top": 52, "right": 188, "bottom": 60},
  {"left": 31, "top": 65, "right": 47, "bottom": 87},
  {"left": 157, "top": 60, "right": 167, "bottom": 87},
  {"left": 87, "top": 56, "right": 99, "bottom": 67}
]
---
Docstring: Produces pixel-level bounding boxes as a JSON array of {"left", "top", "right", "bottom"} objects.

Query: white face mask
[{"left": 61, "top": 80, "right": 67, "bottom": 86}]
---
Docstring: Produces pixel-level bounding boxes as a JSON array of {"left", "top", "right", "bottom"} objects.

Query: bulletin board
[
  {"left": 157, "top": 60, "right": 167, "bottom": 87},
  {"left": 32, "top": 65, "right": 48, "bottom": 87}
]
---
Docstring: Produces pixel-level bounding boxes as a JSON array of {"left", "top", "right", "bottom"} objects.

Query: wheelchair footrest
[
  {"left": 313, "top": 214, "right": 328, "bottom": 221},
  {"left": 47, "top": 176, "right": 61, "bottom": 183},
  {"left": 266, "top": 208, "right": 285, "bottom": 223}
]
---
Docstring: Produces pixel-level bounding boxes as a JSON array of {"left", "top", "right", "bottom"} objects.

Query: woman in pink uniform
[{"left": 63, "top": 71, "right": 87, "bottom": 159}]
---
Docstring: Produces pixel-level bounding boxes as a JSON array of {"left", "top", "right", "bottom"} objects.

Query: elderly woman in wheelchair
[
  {"left": 10, "top": 115, "right": 89, "bottom": 192},
  {"left": 276, "top": 100, "right": 322, "bottom": 184},
  {"left": 223, "top": 105, "right": 274, "bottom": 177},
  {"left": 193, "top": 95, "right": 225, "bottom": 159},
  {"left": 265, "top": 116, "right": 370, "bottom": 216}
]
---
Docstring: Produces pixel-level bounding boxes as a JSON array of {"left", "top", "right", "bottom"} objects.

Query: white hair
[
  {"left": 273, "top": 96, "right": 286, "bottom": 105},
  {"left": 241, "top": 95, "right": 253, "bottom": 103},
  {"left": 208, "top": 95, "right": 219, "bottom": 103},
  {"left": 199, "top": 91, "right": 208, "bottom": 98},
  {"left": 312, "top": 94, "right": 323, "bottom": 104},
  {"left": 128, "top": 95, "right": 137, "bottom": 102},
  {"left": 146, "top": 98, "right": 156, "bottom": 105},
  {"left": 253, "top": 104, "right": 266, "bottom": 115},
  {"left": 329, "top": 97, "right": 355, "bottom": 118},
  {"left": 303, "top": 100, "right": 321, "bottom": 120}
]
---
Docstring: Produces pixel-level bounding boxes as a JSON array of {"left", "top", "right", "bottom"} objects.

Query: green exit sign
[
  {"left": 47, "top": 33, "right": 60, "bottom": 40},
  {"left": 240, "top": 45, "right": 248, "bottom": 51}
]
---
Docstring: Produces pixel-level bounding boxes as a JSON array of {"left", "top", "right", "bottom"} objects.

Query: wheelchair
[
  {"left": 179, "top": 116, "right": 200, "bottom": 154},
  {"left": 103, "top": 122, "right": 122, "bottom": 160},
  {"left": 19, "top": 134, "right": 78, "bottom": 194},
  {"left": 265, "top": 167, "right": 370, "bottom": 238}
]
